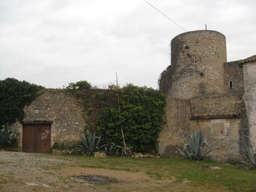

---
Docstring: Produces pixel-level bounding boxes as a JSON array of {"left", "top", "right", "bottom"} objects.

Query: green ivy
[
  {"left": 0, "top": 78, "right": 44, "bottom": 125},
  {"left": 67, "top": 81, "right": 166, "bottom": 154},
  {"left": 97, "top": 84, "right": 166, "bottom": 153}
]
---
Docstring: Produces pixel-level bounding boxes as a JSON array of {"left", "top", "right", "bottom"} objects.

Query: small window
[{"left": 229, "top": 81, "right": 233, "bottom": 88}]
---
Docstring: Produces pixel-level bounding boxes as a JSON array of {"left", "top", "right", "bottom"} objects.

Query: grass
[
  {"left": 1, "top": 152, "right": 256, "bottom": 191},
  {"left": 49, "top": 154, "right": 256, "bottom": 191}
]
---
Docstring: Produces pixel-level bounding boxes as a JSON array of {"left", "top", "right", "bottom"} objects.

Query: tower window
[{"left": 229, "top": 81, "right": 233, "bottom": 88}]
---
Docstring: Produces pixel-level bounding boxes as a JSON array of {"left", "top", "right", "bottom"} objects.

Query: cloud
[{"left": 0, "top": 0, "right": 255, "bottom": 89}]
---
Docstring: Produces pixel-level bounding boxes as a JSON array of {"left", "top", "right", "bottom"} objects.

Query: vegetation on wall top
[
  {"left": 65, "top": 80, "right": 92, "bottom": 90},
  {"left": 0, "top": 78, "right": 44, "bottom": 125}
]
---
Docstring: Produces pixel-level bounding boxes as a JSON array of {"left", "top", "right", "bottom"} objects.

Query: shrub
[
  {"left": 0, "top": 123, "right": 18, "bottom": 148},
  {"left": 76, "top": 131, "right": 101, "bottom": 155},
  {"left": 97, "top": 84, "right": 166, "bottom": 153},
  {"left": 176, "top": 129, "right": 219, "bottom": 161},
  {"left": 99, "top": 141, "right": 123, "bottom": 156},
  {"left": 68, "top": 83, "right": 166, "bottom": 154}
]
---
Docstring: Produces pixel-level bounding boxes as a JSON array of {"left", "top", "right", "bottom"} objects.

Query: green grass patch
[
  {"left": 15, "top": 153, "right": 256, "bottom": 191},
  {"left": 145, "top": 170, "right": 163, "bottom": 180},
  {"left": 142, "top": 158, "right": 256, "bottom": 191}
]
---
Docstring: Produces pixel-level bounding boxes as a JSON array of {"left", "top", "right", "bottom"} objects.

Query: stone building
[
  {"left": 11, "top": 29, "right": 256, "bottom": 162},
  {"left": 158, "top": 30, "right": 256, "bottom": 162},
  {"left": 12, "top": 89, "right": 85, "bottom": 152}
]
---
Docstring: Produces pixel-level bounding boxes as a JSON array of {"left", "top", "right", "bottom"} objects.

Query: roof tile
[{"left": 238, "top": 55, "right": 256, "bottom": 64}]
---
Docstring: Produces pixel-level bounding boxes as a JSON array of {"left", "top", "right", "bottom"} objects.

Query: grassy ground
[
  {"left": 1, "top": 152, "right": 256, "bottom": 191},
  {"left": 57, "top": 154, "right": 256, "bottom": 191}
]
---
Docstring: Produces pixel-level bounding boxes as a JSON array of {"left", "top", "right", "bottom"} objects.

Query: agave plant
[
  {"left": 0, "top": 122, "right": 18, "bottom": 148},
  {"left": 76, "top": 131, "right": 101, "bottom": 155},
  {"left": 99, "top": 141, "right": 123, "bottom": 155},
  {"left": 241, "top": 141, "right": 256, "bottom": 169},
  {"left": 176, "top": 129, "right": 219, "bottom": 161}
]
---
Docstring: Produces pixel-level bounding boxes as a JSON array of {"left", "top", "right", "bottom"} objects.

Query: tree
[
  {"left": 0, "top": 78, "right": 44, "bottom": 125},
  {"left": 66, "top": 80, "right": 92, "bottom": 90}
]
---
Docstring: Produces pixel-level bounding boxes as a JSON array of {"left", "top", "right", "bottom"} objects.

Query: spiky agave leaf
[
  {"left": 176, "top": 145, "right": 188, "bottom": 158},
  {"left": 191, "top": 129, "right": 201, "bottom": 157},
  {"left": 176, "top": 129, "right": 220, "bottom": 161},
  {"left": 95, "top": 134, "right": 101, "bottom": 150},
  {"left": 241, "top": 143, "right": 256, "bottom": 169},
  {"left": 76, "top": 131, "right": 101, "bottom": 155}
]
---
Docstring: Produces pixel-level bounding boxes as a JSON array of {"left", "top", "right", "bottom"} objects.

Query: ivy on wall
[
  {"left": 70, "top": 82, "right": 167, "bottom": 154},
  {"left": 97, "top": 84, "right": 166, "bottom": 153},
  {"left": 0, "top": 78, "right": 44, "bottom": 125}
]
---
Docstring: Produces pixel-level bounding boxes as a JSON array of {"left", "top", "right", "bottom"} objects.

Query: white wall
[{"left": 243, "top": 61, "right": 256, "bottom": 149}]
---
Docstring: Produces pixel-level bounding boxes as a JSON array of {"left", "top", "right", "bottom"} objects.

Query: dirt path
[{"left": 0, "top": 151, "right": 230, "bottom": 192}]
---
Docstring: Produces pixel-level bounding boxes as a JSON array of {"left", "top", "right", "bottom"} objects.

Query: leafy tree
[
  {"left": 66, "top": 80, "right": 92, "bottom": 90},
  {"left": 0, "top": 78, "right": 44, "bottom": 125}
]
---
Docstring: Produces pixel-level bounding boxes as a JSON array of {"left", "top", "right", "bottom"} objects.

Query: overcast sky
[{"left": 0, "top": 0, "right": 255, "bottom": 89}]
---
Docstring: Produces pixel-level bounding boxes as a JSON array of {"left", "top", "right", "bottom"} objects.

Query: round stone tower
[{"left": 164, "top": 30, "right": 227, "bottom": 99}]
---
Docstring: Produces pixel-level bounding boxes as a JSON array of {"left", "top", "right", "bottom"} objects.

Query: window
[{"left": 229, "top": 81, "right": 233, "bottom": 88}]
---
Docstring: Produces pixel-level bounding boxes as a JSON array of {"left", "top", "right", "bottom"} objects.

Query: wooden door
[{"left": 23, "top": 124, "right": 51, "bottom": 152}]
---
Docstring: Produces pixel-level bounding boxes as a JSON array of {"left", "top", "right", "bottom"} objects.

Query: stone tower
[
  {"left": 159, "top": 30, "right": 227, "bottom": 99},
  {"left": 158, "top": 30, "right": 246, "bottom": 161}
]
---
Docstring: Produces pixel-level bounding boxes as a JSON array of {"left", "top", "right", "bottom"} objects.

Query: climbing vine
[
  {"left": 97, "top": 84, "right": 166, "bottom": 153},
  {"left": 0, "top": 78, "right": 44, "bottom": 125},
  {"left": 69, "top": 81, "right": 167, "bottom": 154}
]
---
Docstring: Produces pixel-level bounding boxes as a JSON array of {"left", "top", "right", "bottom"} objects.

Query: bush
[
  {"left": 68, "top": 83, "right": 166, "bottom": 154},
  {"left": 176, "top": 129, "right": 219, "bottom": 161},
  {"left": 99, "top": 141, "right": 123, "bottom": 156},
  {"left": 76, "top": 131, "right": 101, "bottom": 155},
  {"left": 0, "top": 123, "right": 18, "bottom": 148},
  {"left": 97, "top": 84, "right": 166, "bottom": 153}
]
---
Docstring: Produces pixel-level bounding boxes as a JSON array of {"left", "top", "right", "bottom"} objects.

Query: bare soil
[{"left": 0, "top": 151, "right": 230, "bottom": 192}]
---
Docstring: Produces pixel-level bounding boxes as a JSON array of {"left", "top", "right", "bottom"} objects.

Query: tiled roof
[{"left": 238, "top": 55, "right": 256, "bottom": 64}]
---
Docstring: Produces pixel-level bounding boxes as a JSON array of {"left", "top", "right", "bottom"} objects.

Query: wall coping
[
  {"left": 22, "top": 120, "right": 53, "bottom": 125},
  {"left": 190, "top": 114, "right": 246, "bottom": 120}
]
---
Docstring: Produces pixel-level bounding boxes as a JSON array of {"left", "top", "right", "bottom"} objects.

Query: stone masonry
[
  {"left": 159, "top": 30, "right": 255, "bottom": 162},
  {"left": 12, "top": 89, "right": 85, "bottom": 149},
  {"left": 11, "top": 30, "right": 256, "bottom": 163}
]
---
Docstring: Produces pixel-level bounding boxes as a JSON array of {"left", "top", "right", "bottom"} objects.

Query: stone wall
[
  {"left": 158, "top": 98, "right": 191, "bottom": 157},
  {"left": 157, "top": 30, "right": 249, "bottom": 162},
  {"left": 243, "top": 60, "right": 256, "bottom": 149},
  {"left": 12, "top": 89, "right": 85, "bottom": 149},
  {"left": 190, "top": 118, "right": 242, "bottom": 162},
  {"left": 190, "top": 94, "right": 246, "bottom": 119},
  {"left": 224, "top": 61, "right": 244, "bottom": 94},
  {"left": 160, "top": 30, "right": 227, "bottom": 98},
  {"left": 158, "top": 95, "right": 245, "bottom": 162}
]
